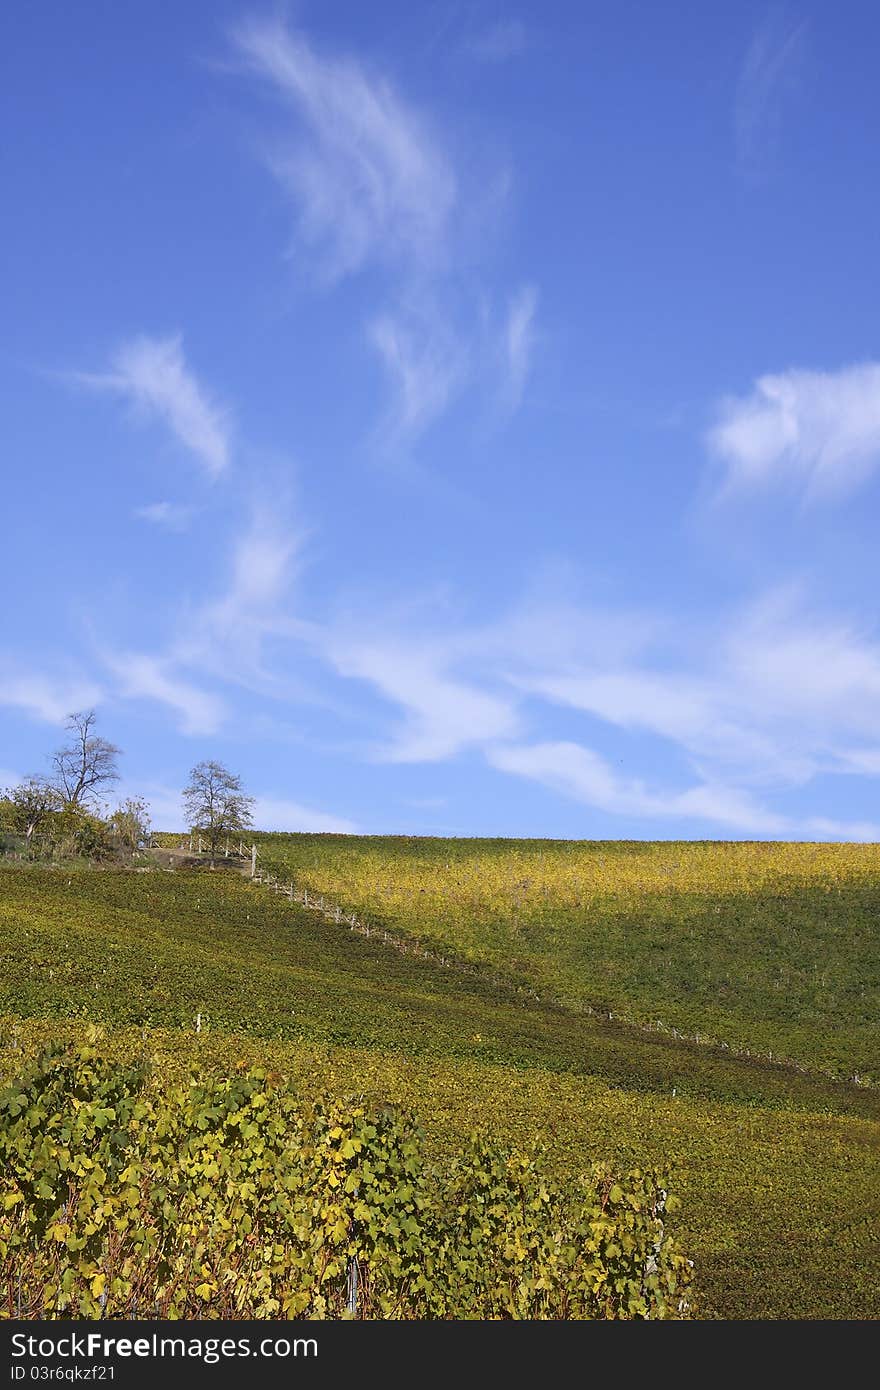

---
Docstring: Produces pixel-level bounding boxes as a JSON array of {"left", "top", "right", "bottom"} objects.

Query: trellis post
[{"left": 346, "top": 1257, "right": 359, "bottom": 1317}]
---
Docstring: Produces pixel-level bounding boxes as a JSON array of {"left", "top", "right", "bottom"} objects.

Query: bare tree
[
  {"left": 50, "top": 710, "right": 121, "bottom": 809},
  {"left": 5, "top": 777, "right": 61, "bottom": 843},
  {"left": 182, "top": 760, "right": 254, "bottom": 864}
]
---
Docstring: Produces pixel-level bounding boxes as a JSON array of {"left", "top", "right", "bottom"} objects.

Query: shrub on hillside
[{"left": 108, "top": 797, "right": 151, "bottom": 856}]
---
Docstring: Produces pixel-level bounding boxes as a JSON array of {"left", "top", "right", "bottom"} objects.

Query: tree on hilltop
[
  {"left": 182, "top": 760, "right": 255, "bottom": 864},
  {"left": 50, "top": 710, "right": 121, "bottom": 809}
]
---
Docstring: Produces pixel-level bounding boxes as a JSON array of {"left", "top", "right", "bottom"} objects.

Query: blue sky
[{"left": 3, "top": 1, "right": 880, "bottom": 839}]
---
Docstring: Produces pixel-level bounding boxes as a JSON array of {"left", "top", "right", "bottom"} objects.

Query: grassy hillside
[
  {"left": 2, "top": 860, "right": 880, "bottom": 1318},
  {"left": 253, "top": 835, "right": 880, "bottom": 1083}
]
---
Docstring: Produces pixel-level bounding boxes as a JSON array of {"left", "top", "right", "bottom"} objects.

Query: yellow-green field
[
  {"left": 254, "top": 835, "right": 880, "bottom": 1082},
  {"left": 2, "top": 848, "right": 879, "bottom": 1319}
]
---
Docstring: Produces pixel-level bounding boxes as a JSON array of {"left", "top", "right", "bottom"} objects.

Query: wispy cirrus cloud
[
  {"left": 230, "top": 15, "right": 456, "bottom": 282},
  {"left": 310, "top": 579, "right": 880, "bottom": 837},
  {"left": 16, "top": 544, "right": 880, "bottom": 838},
  {"left": 209, "top": 502, "right": 303, "bottom": 627},
  {"left": 487, "top": 740, "right": 789, "bottom": 833},
  {"left": 106, "top": 500, "right": 318, "bottom": 730},
  {"left": 724, "top": 591, "right": 880, "bottom": 755},
  {"left": 509, "top": 585, "right": 880, "bottom": 784},
  {"left": 179, "top": 500, "right": 311, "bottom": 687},
  {"left": 735, "top": 9, "right": 808, "bottom": 179},
  {"left": 501, "top": 284, "right": 538, "bottom": 413},
  {"left": 76, "top": 334, "right": 231, "bottom": 478},
  {"left": 250, "top": 795, "right": 358, "bottom": 834},
  {"left": 324, "top": 630, "right": 520, "bottom": 763},
  {"left": 487, "top": 740, "right": 880, "bottom": 839},
  {"left": 709, "top": 362, "right": 880, "bottom": 500},
  {"left": 101, "top": 650, "right": 226, "bottom": 736},
  {"left": 0, "top": 667, "right": 102, "bottom": 724},
  {"left": 369, "top": 283, "right": 539, "bottom": 444},
  {"left": 369, "top": 303, "right": 468, "bottom": 442},
  {"left": 227, "top": 16, "right": 536, "bottom": 446},
  {"left": 65, "top": 506, "right": 302, "bottom": 744}
]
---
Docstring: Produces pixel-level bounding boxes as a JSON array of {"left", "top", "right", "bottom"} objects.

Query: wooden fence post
[
  {"left": 346, "top": 1257, "right": 359, "bottom": 1317},
  {"left": 643, "top": 1189, "right": 666, "bottom": 1296},
  {"left": 251, "top": 844, "right": 257, "bottom": 878}
]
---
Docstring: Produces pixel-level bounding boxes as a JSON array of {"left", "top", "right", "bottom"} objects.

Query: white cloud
[
  {"left": 78, "top": 334, "right": 230, "bottom": 478},
  {"left": 800, "top": 816, "right": 880, "bottom": 842},
  {"left": 467, "top": 20, "right": 526, "bottom": 63},
  {"left": 724, "top": 591, "right": 880, "bottom": 740},
  {"left": 104, "top": 652, "right": 225, "bottom": 736},
  {"left": 523, "top": 670, "right": 714, "bottom": 744},
  {"left": 251, "top": 796, "right": 358, "bottom": 834},
  {"left": 94, "top": 505, "right": 310, "bottom": 739},
  {"left": 487, "top": 740, "right": 788, "bottom": 833},
  {"left": 133, "top": 501, "right": 194, "bottom": 531},
  {"left": 227, "top": 16, "right": 535, "bottom": 449},
  {"left": 369, "top": 284, "right": 539, "bottom": 444},
  {"left": 230, "top": 15, "right": 456, "bottom": 281},
  {"left": 506, "top": 587, "right": 880, "bottom": 790},
  {"left": 213, "top": 504, "right": 301, "bottom": 621},
  {"left": 318, "top": 581, "right": 880, "bottom": 833},
  {"left": 0, "top": 669, "right": 102, "bottom": 724},
  {"left": 325, "top": 634, "right": 520, "bottom": 762},
  {"left": 487, "top": 738, "right": 880, "bottom": 839},
  {"left": 485, "top": 585, "right": 659, "bottom": 672},
  {"left": 514, "top": 667, "right": 795, "bottom": 781},
  {"left": 369, "top": 305, "right": 467, "bottom": 441},
  {"left": 16, "top": 560, "right": 880, "bottom": 839},
  {"left": 709, "top": 363, "right": 880, "bottom": 499},
  {"left": 179, "top": 502, "right": 310, "bottom": 688},
  {"left": 834, "top": 748, "right": 880, "bottom": 776},
  {"left": 501, "top": 285, "right": 538, "bottom": 412},
  {"left": 670, "top": 781, "right": 787, "bottom": 833},
  {"left": 735, "top": 12, "right": 807, "bottom": 178}
]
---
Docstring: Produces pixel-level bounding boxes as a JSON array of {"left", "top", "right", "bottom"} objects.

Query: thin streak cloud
[
  {"left": 230, "top": 15, "right": 456, "bottom": 282},
  {"left": 502, "top": 285, "right": 538, "bottom": 412},
  {"left": 735, "top": 9, "right": 808, "bottom": 179},
  {"left": 76, "top": 334, "right": 231, "bottom": 478}
]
